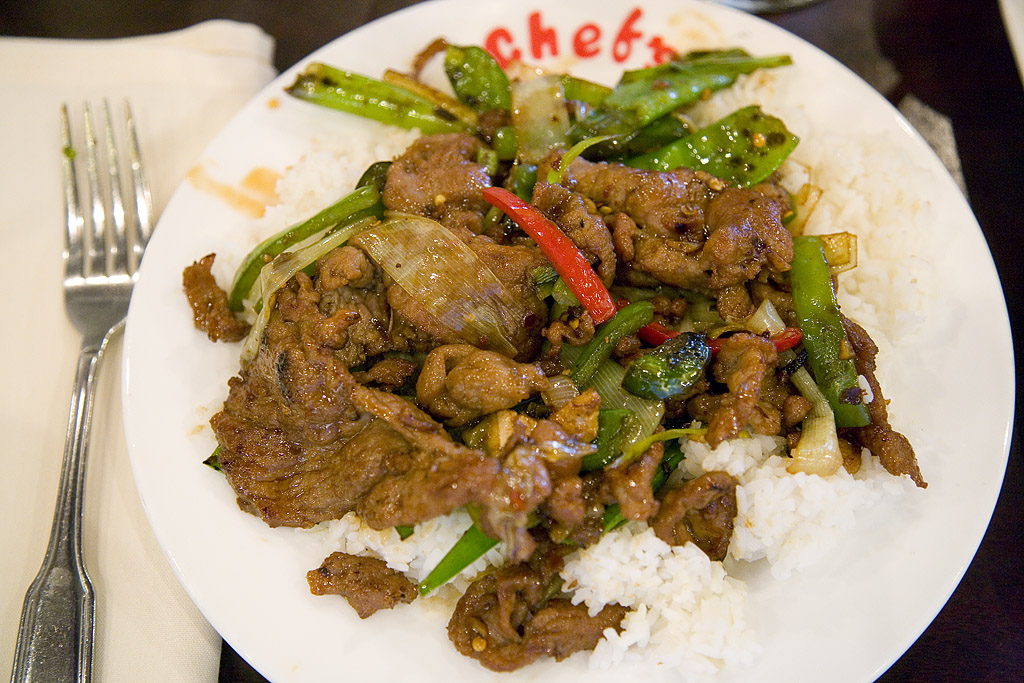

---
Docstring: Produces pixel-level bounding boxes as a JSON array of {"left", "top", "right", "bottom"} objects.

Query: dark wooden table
[{"left": 5, "top": 1, "right": 1021, "bottom": 681}]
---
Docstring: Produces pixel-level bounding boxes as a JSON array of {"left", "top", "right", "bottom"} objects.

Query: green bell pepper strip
[
  {"left": 621, "top": 332, "right": 711, "bottom": 400},
  {"left": 628, "top": 105, "right": 799, "bottom": 188},
  {"left": 568, "top": 301, "right": 655, "bottom": 389},
  {"left": 443, "top": 44, "right": 512, "bottom": 112},
  {"left": 789, "top": 235, "right": 870, "bottom": 428},
  {"left": 569, "top": 50, "right": 792, "bottom": 141},
  {"left": 285, "top": 62, "right": 470, "bottom": 134},
  {"left": 227, "top": 183, "right": 383, "bottom": 312},
  {"left": 418, "top": 521, "right": 498, "bottom": 595},
  {"left": 582, "top": 409, "right": 635, "bottom": 472}
]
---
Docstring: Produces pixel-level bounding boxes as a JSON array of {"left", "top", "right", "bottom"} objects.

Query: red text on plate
[{"left": 484, "top": 8, "right": 676, "bottom": 68}]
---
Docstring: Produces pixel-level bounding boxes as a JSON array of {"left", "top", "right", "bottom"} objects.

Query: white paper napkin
[{"left": 0, "top": 20, "right": 276, "bottom": 682}]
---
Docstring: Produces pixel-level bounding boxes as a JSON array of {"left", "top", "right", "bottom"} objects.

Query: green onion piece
[
  {"left": 418, "top": 523, "right": 498, "bottom": 595},
  {"left": 569, "top": 301, "right": 654, "bottom": 389},
  {"left": 239, "top": 216, "right": 378, "bottom": 366},
  {"left": 203, "top": 447, "right": 222, "bottom": 472},
  {"left": 790, "top": 235, "right": 870, "bottom": 428},
  {"left": 546, "top": 134, "right": 618, "bottom": 185},
  {"left": 628, "top": 105, "right": 799, "bottom": 188},
  {"left": 395, "top": 525, "right": 415, "bottom": 540},
  {"left": 285, "top": 62, "right": 470, "bottom": 134},
  {"left": 508, "top": 162, "right": 537, "bottom": 202},
  {"left": 228, "top": 183, "right": 382, "bottom": 312}
]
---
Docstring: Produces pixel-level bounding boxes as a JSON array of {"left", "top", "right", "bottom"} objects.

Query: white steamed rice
[{"left": 246, "top": 59, "right": 933, "bottom": 681}]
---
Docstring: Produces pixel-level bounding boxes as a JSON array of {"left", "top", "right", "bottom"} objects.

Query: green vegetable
[
  {"left": 227, "top": 183, "right": 383, "bottom": 312},
  {"left": 560, "top": 75, "right": 613, "bottom": 105},
  {"left": 418, "top": 522, "right": 498, "bottom": 595},
  {"left": 622, "top": 332, "right": 711, "bottom": 400},
  {"left": 569, "top": 49, "right": 792, "bottom": 140},
  {"left": 789, "top": 235, "right": 870, "bottom": 428},
  {"left": 443, "top": 44, "right": 512, "bottom": 112},
  {"left": 628, "top": 105, "right": 799, "bottom": 187},
  {"left": 568, "top": 301, "right": 654, "bottom": 389},
  {"left": 512, "top": 75, "right": 571, "bottom": 164},
  {"left": 492, "top": 125, "right": 517, "bottom": 160},
  {"left": 582, "top": 409, "right": 636, "bottom": 471},
  {"left": 285, "top": 62, "right": 470, "bottom": 134},
  {"left": 590, "top": 111, "right": 694, "bottom": 160}
]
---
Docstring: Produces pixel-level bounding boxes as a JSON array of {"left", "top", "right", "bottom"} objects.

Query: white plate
[{"left": 122, "top": 1, "right": 1014, "bottom": 681}]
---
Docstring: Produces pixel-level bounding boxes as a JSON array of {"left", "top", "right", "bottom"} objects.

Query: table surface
[{"left": 3, "top": 1, "right": 1021, "bottom": 681}]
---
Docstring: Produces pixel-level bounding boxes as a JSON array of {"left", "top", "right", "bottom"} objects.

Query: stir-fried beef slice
[
  {"left": 211, "top": 273, "right": 507, "bottom": 529},
  {"left": 341, "top": 373, "right": 504, "bottom": 528},
  {"left": 307, "top": 552, "right": 417, "bottom": 619},
  {"left": 650, "top": 471, "right": 738, "bottom": 561},
  {"left": 448, "top": 543, "right": 627, "bottom": 672},
  {"left": 477, "top": 394, "right": 600, "bottom": 561},
  {"left": 541, "top": 312, "right": 595, "bottom": 374},
  {"left": 536, "top": 390, "right": 601, "bottom": 532},
  {"left": 564, "top": 156, "right": 717, "bottom": 238},
  {"left": 841, "top": 316, "right": 926, "bottom": 488},
  {"left": 351, "top": 357, "right": 419, "bottom": 390},
  {"left": 557, "top": 157, "right": 793, "bottom": 318},
  {"left": 382, "top": 132, "right": 492, "bottom": 237},
  {"left": 182, "top": 254, "right": 250, "bottom": 342},
  {"left": 604, "top": 440, "right": 664, "bottom": 522},
  {"left": 531, "top": 180, "right": 617, "bottom": 287},
  {"left": 416, "top": 344, "right": 549, "bottom": 426},
  {"left": 703, "top": 187, "right": 793, "bottom": 289},
  {"left": 689, "top": 332, "right": 781, "bottom": 447}
]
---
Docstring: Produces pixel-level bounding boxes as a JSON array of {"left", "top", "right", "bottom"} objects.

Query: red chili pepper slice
[
  {"left": 482, "top": 186, "right": 616, "bottom": 323},
  {"left": 706, "top": 327, "right": 803, "bottom": 354},
  {"left": 637, "top": 321, "right": 679, "bottom": 346}
]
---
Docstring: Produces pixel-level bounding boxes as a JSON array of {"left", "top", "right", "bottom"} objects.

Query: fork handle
[{"left": 11, "top": 344, "right": 104, "bottom": 683}]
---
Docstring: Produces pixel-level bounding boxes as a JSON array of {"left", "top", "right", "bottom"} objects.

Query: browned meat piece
[
  {"left": 842, "top": 316, "right": 926, "bottom": 488},
  {"left": 307, "top": 552, "right": 417, "bottom": 619},
  {"left": 564, "top": 156, "right": 717, "bottom": 238},
  {"left": 703, "top": 187, "right": 794, "bottom": 290},
  {"left": 604, "top": 440, "right": 664, "bottom": 522},
  {"left": 447, "top": 543, "right": 627, "bottom": 671},
  {"left": 531, "top": 181, "right": 617, "bottom": 286},
  {"left": 689, "top": 333, "right": 780, "bottom": 447},
  {"left": 541, "top": 312, "right": 595, "bottom": 374},
  {"left": 475, "top": 394, "right": 600, "bottom": 561},
  {"left": 210, "top": 273, "right": 502, "bottom": 529},
  {"left": 559, "top": 157, "right": 793, "bottom": 318},
  {"left": 181, "top": 254, "right": 250, "bottom": 342},
  {"left": 650, "top": 471, "right": 739, "bottom": 561},
  {"left": 315, "top": 245, "right": 376, "bottom": 291},
  {"left": 416, "top": 344, "right": 549, "bottom": 426},
  {"left": 382, "top": 132, "right": 492, "bottom": 236},
  {"left": 342, "top": 374, "right": 503, "bottom": 528},
  {"left": 351, "top": 357, "right": 419, "bottom": 390}
]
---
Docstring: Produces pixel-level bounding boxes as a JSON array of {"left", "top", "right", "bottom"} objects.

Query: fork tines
[{"left": 61, "top": 100, "right": 153, "bottom": 284}]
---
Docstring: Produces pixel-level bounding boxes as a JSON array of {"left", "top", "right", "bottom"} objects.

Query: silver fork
[{"left": 11, "top": 101, "right": 153, "bottom": 683}]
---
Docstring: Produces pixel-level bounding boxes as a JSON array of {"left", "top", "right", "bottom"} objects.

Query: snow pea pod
[
  {"left": 443, "top": 44, "right": 512, "bottom": 112},
  {"left": 628, "top": 105, "right": 799, "bottom": 187},
  {"left": 285, "top": 62, "right": 470, "bottom": 134},
  {"left": 790, "top": 235, "right": 870, "bottom": 428},
  {"left": 569, "top": 50, "right": 791, "bottom": 140}
]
